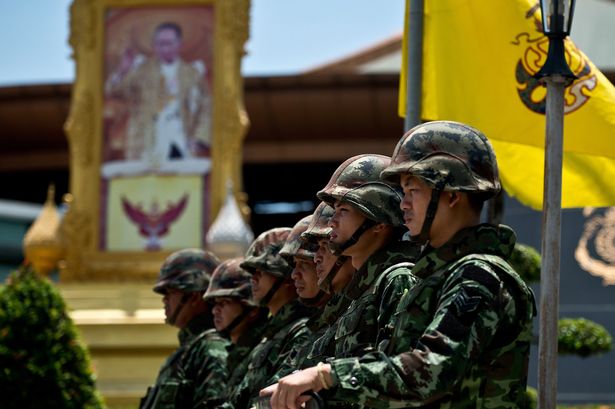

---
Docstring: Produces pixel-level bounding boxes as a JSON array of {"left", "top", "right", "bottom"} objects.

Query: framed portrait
[{"left": 63, "top": 0, "right": 250, "bottom": 281}]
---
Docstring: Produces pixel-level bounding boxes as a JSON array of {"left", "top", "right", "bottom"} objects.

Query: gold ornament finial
[{"left": 23, "top": 185, "right": 66, "bottom": 276}]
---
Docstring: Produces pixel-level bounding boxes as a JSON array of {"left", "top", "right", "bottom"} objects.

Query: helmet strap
[
  {"left": 328, "top": 219, "right": 377, "bottom": 256},
  {"left": 167, "top": 292, "right": 192, "bottom": 325},
  {"left": 299, "top": 289, "right": 330, "bottom": 307},
  {"left": 218, "top": 304, "right": 252, "bottom": 338},
  {"left": 412, "top": 188, "right": 442, "bottom": 244},
  {"left": 317, "top": 255, "right": 349, "bottom": 293},
  {"left": 258, "top": 276, "right": 284, "bottom": 307}
]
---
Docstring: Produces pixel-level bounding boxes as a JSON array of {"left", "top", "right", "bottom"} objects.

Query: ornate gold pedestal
[{"left": 60, "top": 283, "right": 176, "bottom": 407}]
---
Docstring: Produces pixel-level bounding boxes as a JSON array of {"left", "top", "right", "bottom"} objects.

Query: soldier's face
[
  {"left": 315, "top": 238, "right": 337, "bottom": 284},
  {"left": 329, "top": 201, "right": 365, "bottom": 252},
  {"left": 250, "top": 270, "right": 277, "bottom": 303},
  {"left": 212, "top": 297, "right": 244, "bottom": 332},
  {"left": 291, "top": 256, "right": 319, "bottom": 299},
  {"left": 400, "top": 174, "right": 433, "bottom": 237},
  {"left": 153, "top": 28, "right": 181, "bottom": 64},
  {"left": 163, "top": 289, "right": 192, "bottom": 328}
]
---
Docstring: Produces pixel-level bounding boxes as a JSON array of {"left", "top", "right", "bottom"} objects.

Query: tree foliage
[{"left": 0, "top": 265, "right": 105, "bottom": 409}]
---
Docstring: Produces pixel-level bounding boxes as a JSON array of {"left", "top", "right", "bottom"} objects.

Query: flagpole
[
  {"left": 405, "top": 0, "right": 424, "bottom": 130},
  {"left": 538, "top": 75, "right": 566, "bottom": 409},
  {"left": 535, "top": 3, "right": 577, "bottom": 407}
]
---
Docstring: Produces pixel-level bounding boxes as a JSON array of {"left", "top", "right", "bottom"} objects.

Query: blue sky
[{"left": 0, "top": 1, "right": 404, "bottom": 86}]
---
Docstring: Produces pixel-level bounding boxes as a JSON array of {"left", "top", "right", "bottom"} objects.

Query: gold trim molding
[{"left": 63, "top": 0, "right": 250, "bottom": 282}]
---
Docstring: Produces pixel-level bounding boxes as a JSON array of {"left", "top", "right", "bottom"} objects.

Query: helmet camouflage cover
[
  {"left": 153, "top": 248, "right": 221, "bottom": 294},
  {"left": 381, "top": 120, "right": 501, "bottom": 198},
  {"left": 280, "top": 215, "right": 318, "bottom": 261},
  {"left": 317, "top": 154, "right": 404, "bottom": 226},
  {"left": 301, "top": 202, "right": 334, "bottom": 242},
  {"left": 203, "top": 257, "right": 255, "bottom": 306},
  {"left": 240, "top": 227, "right": 293, "bottom": 278}
]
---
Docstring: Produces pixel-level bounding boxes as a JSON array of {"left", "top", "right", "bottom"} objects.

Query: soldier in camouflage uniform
[
  {"left": 271, "top": 204, "right": 357, "bottom": 382},
  {"left": 228, "top": 228, "right": 312, "bottom": 409},
  {"left": 265, "top": 121, "right": 537, "bottom": 409},
  {"left": 141, "top": 249, "right": 229, "bottom": 409},
  {"left": 261, "top": 154, "right": 421, "bottom": 407},
  {"left": 203, "top": 257, "right": 269, "bottom": 404}
]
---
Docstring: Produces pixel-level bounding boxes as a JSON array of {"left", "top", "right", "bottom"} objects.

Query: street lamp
[
  {"left": 536, "top": 0, "right": 577, "bottom": 79},
  {"left": 535, "top": 1, "right": 576, "bottom": 409}
]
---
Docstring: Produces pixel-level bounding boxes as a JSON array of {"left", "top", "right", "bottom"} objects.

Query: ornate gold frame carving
[{"left": 63, "top": 0, "right": 250, "bottom": 282}]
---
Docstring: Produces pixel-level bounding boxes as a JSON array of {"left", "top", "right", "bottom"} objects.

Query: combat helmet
[
  {"left": 300, "top": 202, "right": 349, "bottom": 293},
  {"left": 279, "top": 215, "right": 318, "bottom": 262},
  {"left": 240, "top": 227, "right": 293, "bottom": 306},
  {"left": 203, "top": 257, "right": 259, "bottom": 337},
  {"left": 381, "top": 120, "right": 501, "bottom": 243},
  {"left": 203, "top": 257, "right": 255, "bottom": 305},
  {"left": 316, "top": 154, "right": 404, "bottom": 255},
  {"left": 153, "top": 248, "right": 221, "bottom": 294},
  {"left": 380, "top": 120, "right": 500, "bottom": 195}
]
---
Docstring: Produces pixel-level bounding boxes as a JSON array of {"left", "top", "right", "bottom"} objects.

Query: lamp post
[{"left": 535, "top": 1, "right": 576, "bottom": 408}]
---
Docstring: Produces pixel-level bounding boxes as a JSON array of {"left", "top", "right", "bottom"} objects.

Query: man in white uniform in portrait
[{"left": 104, "top": 21, "right": 211, "bottom": 177}]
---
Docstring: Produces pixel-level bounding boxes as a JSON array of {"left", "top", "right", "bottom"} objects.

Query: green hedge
[
  {"left": 0, "top": 265, "right": 105, "bottom": 409},
  {"left": 558, "top": 318, "right": 613, "bottom": 357}
]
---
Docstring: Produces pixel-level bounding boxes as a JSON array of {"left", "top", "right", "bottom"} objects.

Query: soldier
[
  {"left": 261, "top": 154, "right": 421, "bottom": 407},
  {"left": 202, "top": 257, "right": 269, "bottom": 404},
  {"left": 265, "top": 121, "right": 536, "bottom": 408},
  {"left": 272, "top": 204, "right": 356, "bottom": 382},
  {"left": 228, "top": 228, "right": 312, "bottom": 409},
  {"left": 141, "top": 249, "right": 228, "bottom": 409}
]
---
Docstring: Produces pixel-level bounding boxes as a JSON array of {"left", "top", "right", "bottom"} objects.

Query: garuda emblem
[
  {"left": 575, "top": 207, "right": 615, "bottom": 286},
  {"left": 121, "top": 194, "right": 189, "bottom": 251},
  {"left": 513, "top": 3, "right": 597, "bottom": 115}
]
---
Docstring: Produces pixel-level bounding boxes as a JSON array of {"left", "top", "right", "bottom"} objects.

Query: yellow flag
[{"left": 400, "top": 0, "right": 615, "bottom": 209}]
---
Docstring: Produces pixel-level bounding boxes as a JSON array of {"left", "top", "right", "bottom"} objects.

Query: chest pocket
[
  {"left": 249, "top": 338, "right": 276, "bottom": 370},
  {"left": 153, "top": 379, "right": 193, "bottom": 409},
  {"left": 308, "top": 327, "right": 336, "bottom": 362},
  {"left": 334, "top": 298, "right": 378, "bottom": 357}
]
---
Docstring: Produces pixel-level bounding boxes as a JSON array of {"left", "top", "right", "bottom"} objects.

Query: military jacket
[
  {"left": 328, "top": 240, "right": 419, "bottom": 359},
  {"left": 269, "top": 292, "right": 353, "bottom": 383},
  {"left": 225, "top": 309, "right": 269, "bottom": 397},
  {"left": 140, "top": 315, "right": 229, "bottom": 409},
  {"left": 229, "top": 300, "right": 312, "bottom": 409},
  {"left": 329, "top": 224, "right": 536, "bottom": 409}
]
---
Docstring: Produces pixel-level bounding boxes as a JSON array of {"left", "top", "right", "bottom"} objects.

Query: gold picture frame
[{"left": 62, "top": 0, "right": 250, "bottom": 281}]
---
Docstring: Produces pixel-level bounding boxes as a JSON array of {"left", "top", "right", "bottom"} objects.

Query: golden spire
[{"left": 23, "top": 185, "right": 66, "bottom": 275}]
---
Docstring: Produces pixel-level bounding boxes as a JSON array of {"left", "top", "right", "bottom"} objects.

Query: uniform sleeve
[
  {"left": 328, "top": 261, "right": 504, "bottom": 408},
  {"left": 190, "top": 336, "right": 230, "bottom": 409}
]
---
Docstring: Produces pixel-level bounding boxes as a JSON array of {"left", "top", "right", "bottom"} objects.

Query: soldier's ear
[{"left": 448, "top": 192, "right": 461, "bottom": 208}]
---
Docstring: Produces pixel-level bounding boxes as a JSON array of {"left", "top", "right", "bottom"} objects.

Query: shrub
[
  {"left": 0, "top": 264, "right": 105, "bottom": 409},
  {"left": 558, "top": 317, "right": 613, "bottom": 357},
  {"left": 509, "top": 243, "right": 542, "bottom": 283}
]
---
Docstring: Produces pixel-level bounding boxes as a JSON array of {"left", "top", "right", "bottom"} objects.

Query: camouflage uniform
[
  {"left": 229, "top": 228, "right": 312, "bottom": 409},
  {"left": 315, "top": 154, "right": 420, "bottom": 360},
  {"left": 325, "top": 121, "right": 536, "bottom": 408},
  {"left": 142, "top": 249, "right": 229, "bottom": 409},
  {"left": 202, "top": 258, "right": 269, "bottom": 403}
]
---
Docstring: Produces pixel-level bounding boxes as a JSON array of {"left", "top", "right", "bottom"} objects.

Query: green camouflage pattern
[
  {"left": 317, "top": 154, "right": 405, "bottom": 226},
  {"left": 223, "top": 308, "right": 269, "bottom": 406},
  {"left": 202, "top": 257, "right": 255, "bottom": 305},
  {"left": 241, "top": 228, "right": 293, "bottom": 278},
  {"left": 300, "top": 202, "right": 334, "bottom": 241},
  {"left": 327, "top": 241, "right": 420, "bottom": 359},
  {"left": 141, "top": 315, "right": 229, "bottom": 409},
  {"left": 381, "top": 120, "right": 501, "bottom": 197},
  {"left": 228, "top": 300, "right": 312, "bottom": 409},
  {"left": 154, "top": 249, "right": 221, "bottom": 294},
  {"left": 328, "top": 224, "right": 536, "bottom": 409},
  {"left": 280, "top": 215, "right": 318, "bottom": 261}
]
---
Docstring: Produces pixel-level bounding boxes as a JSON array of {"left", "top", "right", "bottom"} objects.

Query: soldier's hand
[{"left": 260, "top": 366, "right": 324, "bottom": 409}]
